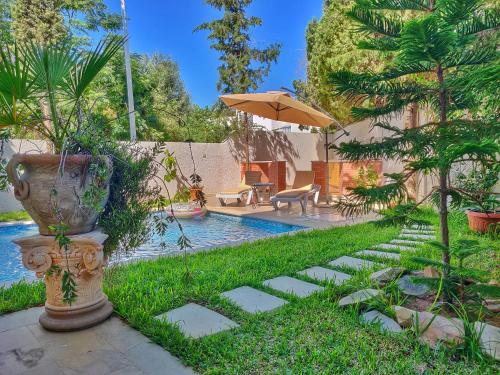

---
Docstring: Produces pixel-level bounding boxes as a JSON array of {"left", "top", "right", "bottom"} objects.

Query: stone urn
[
  {"left": 14, "top": 230, "right": 113, "bottom": 331},
  {"left": 6, "top": 154, "right": 112, "bottom": 235}
]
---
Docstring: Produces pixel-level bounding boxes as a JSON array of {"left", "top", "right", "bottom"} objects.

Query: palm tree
[{"left": 0, "top": 35, "right": 124, "bottom": 152}]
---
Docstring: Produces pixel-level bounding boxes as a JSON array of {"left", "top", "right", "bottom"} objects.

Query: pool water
[{"left": 0, "top": 213, "right": 303, "bottom": 284}]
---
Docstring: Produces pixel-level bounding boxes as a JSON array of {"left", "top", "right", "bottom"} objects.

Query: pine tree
[
  {"left": 194, "top": 0, "right": 281, "bottom": 94},
  {"left": 329, "top": 0, "right": 499, "bottom": 274},
  {"left": 12, "top": 0, "right": 67, "bottom": 45}
]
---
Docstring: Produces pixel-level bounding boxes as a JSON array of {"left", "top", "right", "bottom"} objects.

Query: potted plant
[
  {"left": 0, "top": 37, "right": 125, "bottom": 330},
  {"left": 455, "top": 166, "right": 500, "bottom": 233}
]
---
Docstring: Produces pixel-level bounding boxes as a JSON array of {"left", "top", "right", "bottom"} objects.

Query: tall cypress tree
[
  {"left": 330, "top": 0, "right": 499, "bottom": 273},
  {"left": 195, "top": 0, "right": 281, "bottom": 94},
  {"left": 195, "top": 0, "right": 281, "bottom": 167}
]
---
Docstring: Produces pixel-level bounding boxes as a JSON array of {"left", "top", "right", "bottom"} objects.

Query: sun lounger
[
  {"left": 270, "top": 171, "right": 320, "bottom": 214},
  {"left": 216, "top": 171, "right": 262, "bottom": 206}
]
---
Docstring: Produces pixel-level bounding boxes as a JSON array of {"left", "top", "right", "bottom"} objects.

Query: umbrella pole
[
  {"left": 244, "top": 112, "right": 250, "bottom": 171},
  {"left": 325, "top": 131, "right": 330, "bottom": 205}
]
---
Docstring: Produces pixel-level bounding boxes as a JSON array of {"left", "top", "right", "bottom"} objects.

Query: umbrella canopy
[{"left": 220, "top": 91, "right": 333, "bottom": 127}]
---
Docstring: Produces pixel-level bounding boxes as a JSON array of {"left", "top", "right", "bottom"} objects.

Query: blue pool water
[{"left": 0, "top": 213, "right": 303, "bottom": 284}]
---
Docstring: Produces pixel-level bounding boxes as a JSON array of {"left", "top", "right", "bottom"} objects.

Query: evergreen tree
[
  {"left": 195, "top": 0, "right": 281, "bottom": 166},
  {"left": 194, "top": 0, "right": 281, "bottom": 94},
  {"left": 330, "top": 0, "right": 499, "bottom": 273},
  {"left": 0, "top": 0, "right": 12, "bottom": 44}
]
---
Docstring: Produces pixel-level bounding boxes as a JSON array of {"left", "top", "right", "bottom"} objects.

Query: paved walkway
[{"left": 0, "top": 307, "right": 196, "bottom": 375}]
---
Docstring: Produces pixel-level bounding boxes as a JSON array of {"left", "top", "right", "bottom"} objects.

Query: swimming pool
[{"left": 0, "top": 213, "right": 303, "bottom": 284}]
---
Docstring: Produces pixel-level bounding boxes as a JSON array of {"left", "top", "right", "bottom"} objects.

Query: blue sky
[{"left": 104, "top": 1, "right": 323, "bottom": 107}]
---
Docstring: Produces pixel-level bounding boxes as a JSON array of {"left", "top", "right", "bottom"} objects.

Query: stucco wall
[{"left": 0, "top": 111, "right": 438, "bottom": 213}]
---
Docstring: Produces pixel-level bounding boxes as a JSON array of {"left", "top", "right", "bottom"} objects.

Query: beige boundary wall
[{"left": 0, "top": 111, "right": 440, "bottom": 212}]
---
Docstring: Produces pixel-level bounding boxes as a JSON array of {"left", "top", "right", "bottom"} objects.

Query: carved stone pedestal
[{"left": 14, "top": 230, "right": 113, "bottom": 331}]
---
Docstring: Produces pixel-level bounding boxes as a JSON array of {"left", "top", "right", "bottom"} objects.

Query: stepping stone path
[
  {"left": 361, "top": 310, "right": 402, "bottom": 333},
  {"left": 263, "top": 276, "right": 324, "bottom": 297},
  {"left": 370, "top": 267, "right": 405, "bottom": 286},
  {"left": 221, "top": 286, "right": 288, "bottom": 313},
  {"left": 298, "top": 266, "right": 351, "bottom": 285},
  {"left": 390, "top": 239, "right": 423, "bottom": 246},
  {"left": 339, "top": 289, "right": 381, "bottom": 307},
  {"left": 355, "top": 250, "right": 401, "bottom": 261},
  {"left": 397, "top": 275, "right": 430, "bottom": 296},
  {"left": 375, "top": 243, "right": 414, "bottom": 251},
  {"left": 155, "top": 303, "right": 239, "bottom": 338},
  {"left": 401, "top": 229, "right": 435, "bottom": 235},
  {"left": 329, "top": 256, "right": 380, "bottom": 270}
]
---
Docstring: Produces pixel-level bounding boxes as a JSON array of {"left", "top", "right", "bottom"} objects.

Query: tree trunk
[
  {"left": 436, "top": 64, "right": 450, "bottom": 275},
  {"left": 244, "top": 112, "right": 250, "bottom": 171}
]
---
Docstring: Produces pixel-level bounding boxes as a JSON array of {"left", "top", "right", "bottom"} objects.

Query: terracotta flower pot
[
  {"left": 466, "top": 210, "right": 500, "bottom": 233},
  {"left": 6, "top": 154, "right": 112, "bottom": 235}
]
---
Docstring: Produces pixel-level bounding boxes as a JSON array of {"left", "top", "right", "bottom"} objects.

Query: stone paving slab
[
  {"left": 401, "top": 229, "right": 435, "bottom": 235},
  {"left": 221, "top": 286, "right": 288, "bottom": 313},
  {"left": 0, "top": 307, "right": 197, "bottom": 375},
  {"left": 361, "top": 310, "right": 402, "bottom": 333},
  {"left": 370, "top": 267, "right": 405, "bottom": 285},
  {"left": 339, "top": 289, "right": 381, "bottom": 307},
  {"left": 155, "top": 303, "right": 239, "bottom": 339},
  {"left": 374, "top": 243, "right": 414, "bottom": 251},
  {"left": 329, "top": 256, "right": 380, "bottom": 271},
  {"left": 263, "top": 276, "right": 324, "bottom": 297},
  {"left": 297, "top": 266, "right": 352, "bottom": 285},
  {"left": 355, "top": 250, "right": 401, "bottom": 261},
  {"left": 399, "top": 233, "right": 436, "bottom": 240},
  {"left": 404, "top": 225, "right": 434, "bottom": 230},
  {"left": 390, "top": 239, "right": 423, "bottom": 246}
]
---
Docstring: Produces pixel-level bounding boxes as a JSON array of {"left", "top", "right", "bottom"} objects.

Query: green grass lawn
[
  {"left": 1, "top": 208, "right": 498, "bottom": 373},
  {"left": 0, "top": 210, "right": 31, "bottom": 222}
]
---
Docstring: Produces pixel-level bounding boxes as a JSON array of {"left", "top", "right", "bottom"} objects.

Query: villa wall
[{"left": 0, "top": 111, "right": 439, "bottom": 212}]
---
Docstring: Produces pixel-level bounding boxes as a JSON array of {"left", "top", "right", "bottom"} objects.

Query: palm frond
[{"left": 64, "top": 35, "right": 125, "bottom": 101}]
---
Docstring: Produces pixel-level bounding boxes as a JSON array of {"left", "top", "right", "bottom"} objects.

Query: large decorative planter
[
  {"left": 6, "top": 154, "right": 112, "bottom": 235},
  {"left": 466, "top": 210, "right": 500, "bottom": 233},
  {"left": 14, "top": 230, "right": 113, "bottom": 331}
]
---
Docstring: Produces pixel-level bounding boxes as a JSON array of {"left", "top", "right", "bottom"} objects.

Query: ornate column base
[
  {"left": 39, "top": 296, "right": 113, "bottom": 332},
  {"left": 14, "top": 230, "right": 113, "bottom": 332}
]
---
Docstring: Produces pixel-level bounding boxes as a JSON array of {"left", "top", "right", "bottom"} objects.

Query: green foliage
[
  {"left": 352, "top": 165, "right": 379, "bottom": 188},
  {"left": 0, "top": 210, "right": 31, "bottom": 222},
  {"left": 195, "top": 0, "right": 281, "bottom": 94},
  {"left": 10, "top": 0, "right": 120, "bottom": 46},
  {"left": 12, "top": 0, "right": 66, "bottom": 45},
  {"left": 296, "top": 0, "right": 392, "bottom": 123},
  {"left": 454, "top": 164, "right": 499, "bottom": 213}
]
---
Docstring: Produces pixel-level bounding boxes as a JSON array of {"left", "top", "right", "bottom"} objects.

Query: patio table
[{"left": 252, "top": 182, "right": 275, "bottom": 205}]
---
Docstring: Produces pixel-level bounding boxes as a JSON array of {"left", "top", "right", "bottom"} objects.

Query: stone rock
[
  {"left": 394, "top": 306, "right": 464, "bottom": 348},
  {"left": 370, "top": 267, "right": 405, "bottom": 286},
  {"left": 399, "top": 233, "right": 436, "bottom": 240},
  {"left": 394, "top": 306, "right": 415, "bottom": 327},
  {"left": 397, "top": 275, "right": 430, "bottom": 296},
  {"left": 338, "top": 289, "right": 381, "bottom": 307},
  {"left": 483, "top": 299, "right": 500, "bottom": 314},
  {"left": 328, "top": 256, "right": 380, "bottom": 271},
  {"left": 297, "top": 267, "right": 351, "bottom": 285},
  {"left": 375, "top": 243, "right": 414, "bottom": 251},
  {"left": 423, "top": 267, "right": 440, "bottom": 278},
  {"left": 361, "top": 310, "right": 402, "bottom": 333},
  {"left": 474, "top": 322, "right": 500, "bottom": 361}
]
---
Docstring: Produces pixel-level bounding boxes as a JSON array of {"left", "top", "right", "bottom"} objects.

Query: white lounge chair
[
  {"left": 216, "top": 171, "right": 262, "bottom": 206},
  {"left": 270, "top": 171, "right": 320, "bottom": 214}
]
